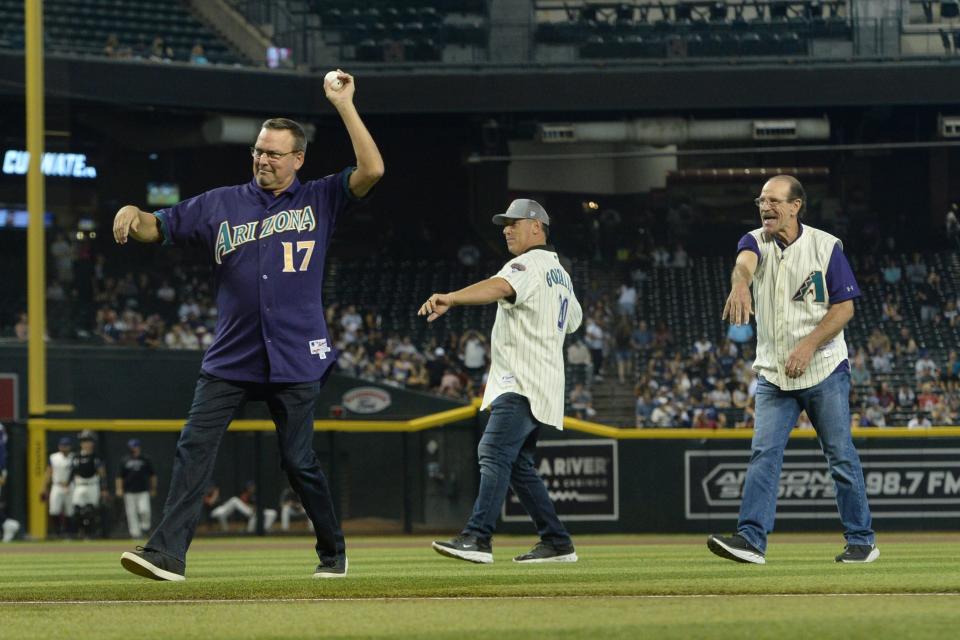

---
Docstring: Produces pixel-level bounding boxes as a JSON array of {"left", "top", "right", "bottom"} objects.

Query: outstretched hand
[
  {"left": 722, "top": 284, "right": 753, "bottom": 325},
  {"left": 418, "top": 293, "right": 453, "bottom": 323},
  {"left": 113, "top": 206, "right": 141, "bottom": 244},
  {"left": 324, "top": 69, "right": 355, "bottom": 107}
]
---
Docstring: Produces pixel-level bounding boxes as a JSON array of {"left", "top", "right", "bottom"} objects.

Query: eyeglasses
[
  {"left": 250, "top": 146, "right": 299, "bottom": 161},
  {"left": 754, "top": 197, "right": 799, "bottom": 207}
]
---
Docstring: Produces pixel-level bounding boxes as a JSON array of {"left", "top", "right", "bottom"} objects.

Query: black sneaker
[
  {"left": 120, "top": 546, "right": 186, "bottom": 581},
  {"left": 835, "top": 544, "right": 879, "bottom": 563},
  {"left": 312, "top": 556, "right": 348, "bottom": 579},
  {"left": 431, "top": 534, "right": 493, "bottom": 564},
  {"left": 513, "top": 541, "right": 578, "bottom": 564},
  {"left": 707, "top": 534, "right": 766, "bottom": 565}
]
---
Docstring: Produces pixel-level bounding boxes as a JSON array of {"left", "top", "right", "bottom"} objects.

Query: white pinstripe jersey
[
  {"left": 480, "top": 248, "right": 583, "bottom": 429},
  {"left": 748, "top": 224, "right": 852, "bottom": 390},
  {"left": 49, "top": 452, "right": 74, "bottom": 485}
]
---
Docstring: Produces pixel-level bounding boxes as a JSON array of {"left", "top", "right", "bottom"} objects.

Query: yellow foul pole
[{"left": 25, "top": 0, "right": 48, "bottom": 539}]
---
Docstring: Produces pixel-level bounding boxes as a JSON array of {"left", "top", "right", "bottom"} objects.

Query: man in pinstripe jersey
[
  {"left": 418, "top": 199, "right": 583, "bottom": 564},
  {"left": 708, "top": 175, "right": 878, "bottom": 565}
]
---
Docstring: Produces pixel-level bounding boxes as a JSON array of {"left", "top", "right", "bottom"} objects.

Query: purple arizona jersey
[{"left": 155, "top": 168, "right": 360, "bottom": 383}]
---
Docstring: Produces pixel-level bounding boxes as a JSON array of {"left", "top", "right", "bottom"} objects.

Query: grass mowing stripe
[
  {"left": 3, "top": 595, "right": 960, "bottom": 640},
  {"left": 4, "top": 592, "right": 960, "bottom": 605}
]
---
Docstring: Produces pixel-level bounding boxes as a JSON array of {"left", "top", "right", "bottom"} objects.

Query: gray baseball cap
[{"left": 492, "top": 199, "right": 551, "bottom": 226}]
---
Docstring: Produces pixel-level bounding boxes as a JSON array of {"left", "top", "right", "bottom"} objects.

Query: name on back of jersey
[{"left": 545, "top": 267, "right": 572, "bottom": 291}]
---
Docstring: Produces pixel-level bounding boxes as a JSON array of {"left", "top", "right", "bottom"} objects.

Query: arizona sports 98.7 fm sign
[
  {"left": 503, "top": 440, "right": 618, "bottom": 522},
  {"left": 685, "top": 448, "right": 960, "bottom": 519}
]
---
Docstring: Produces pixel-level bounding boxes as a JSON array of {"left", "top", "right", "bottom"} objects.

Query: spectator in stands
[
  {"left": 568, "top": 383, "right": 595, "bottom": 420},
  {"left": 634, "top": 390, "right": 653, "bottom": 428},
  {"left": 50, "top": 232, "right": 74, "bottom": 284},
  {"left": 584, "top": 313, "right": 605, "bottom": 381},
  {"left": 671, "top": 243, "right": 690, "bottom": 268},
  {"left": 944, "top": 351, "right": 960, "bottom": 386},
  {"left": 14, "top": 312, "right": 28, "bottom": 341},
  {"left": 736, "top": 402, "right": 755, "bottom": 429},
  {"left": 459, "top": 330, "right": 488, "bottom": 372},
  {"left": 651, "top": 245, "right": 670, "bottom": 267},
  {"left": 870, "top": 345, "right": 894, "bottom": 374},
  {"left": 630, "top": 320, "right": 652, "bottom": 354},
  {"left": 104, "top": 34, "right": 120, "bottom": 57},
  {"left": 895, "top": 326, "right": 919, "bottom": 359},
  {"left": 693, "top": 334, "right": 713, "bottom": 360},
  {"left": 652, "top": 321, "right": 673, "bottom": 350},
  {"left": 649, "top": 398, "right": 673, "bottom": 428},
  {"left": 439, "top": 368, "right": 463, "bottom": 398},
  {"left": 881, "top": 294, "right": 903, "bottom": 323},
  {"left": 148, "top": 36, "right": 174, "bottom": 62},
  {"left": 915, "top": 350, "right": 939, "bottom": 382},
  {"left": 189, "top": 43, "right": 209, "bottom": 65},
  {"left": 931, "top": 402, "right": 956, "bottom": 426},
  {"left": 917, "top": 271, "right": 943, "bottom": 322},
  {"left": 407, "top": 360, "right": 430, "bottom": 390},
  {"left": 897, "top": 384, "right": 916, "bottom": 410},
  {"left": 426, "top": 347, "right": 449, "bottom": 389},
  {"left": 905, "top": 252, "right": 928, "bottom": 285},
  {"left": 566, "top": 335, "right": 592, "bottom": 383},
  {"left": 876, "top": 382, "right": 895, "bottom": 415},
  {"left": 340, "top": 304, "right": 363, "bottom": 344},
  {"left": 917, "top": 382, "right": 941, "bottom": 412},
  {"left": 946, "top": 203, "right": 959, "bottom": 251},
  {"left": 907, "top": 412, "right": 932, "bottom": 429},
  {"left": 880, "top": 257, "right": 902, "bottom": 286},
  {"left": 617, "top": 281, "right": 637, "bottom": 318},
  {"left": 867, "top": 328, "right": 892, "bottom": 356},
  {"left": 944, "top": 300, "right": 959, "bottom": 327},
  {"left": 613, "top": 317, "right": 632, "bottom": 384}
]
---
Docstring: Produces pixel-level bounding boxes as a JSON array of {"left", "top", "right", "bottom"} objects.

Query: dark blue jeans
[
  {"left": 464, "top": 393, "right": 572, "bottom": 547},
  {"left": 737, "top": 369, "right": 875, "bottom": 552},
  {"left": 147, "top": 371, "right": 345, "bottom": 566}
]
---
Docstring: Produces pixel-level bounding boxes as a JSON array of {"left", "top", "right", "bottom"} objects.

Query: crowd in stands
[
  {"left": 7, "top": 231, "right": 960, "bottom": 427},
  {"left": 103, "top": 34, "right": 210, "bottom": 65}
]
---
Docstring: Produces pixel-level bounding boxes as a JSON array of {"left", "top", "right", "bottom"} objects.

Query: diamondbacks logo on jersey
[
  {"left": 792, "top": 270, "right": 826, "bottom": 303},
  {"left": 214, "top": 206, "right": 317, "bottom": 264}
]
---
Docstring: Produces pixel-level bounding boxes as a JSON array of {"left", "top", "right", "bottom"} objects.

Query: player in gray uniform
[{"left": 420, "top": 199, "right": 583, "bottom": 564}]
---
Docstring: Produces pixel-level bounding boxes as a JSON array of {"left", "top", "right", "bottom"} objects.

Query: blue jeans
[
  {"left": 148, "top": 372, "right": 345, "bottom": 566},
  {"left": 737, "top": 369, "right": 874, "bottom": 552},
  {"left": 464, "top": 393, "right": 572, "bottom": 547}
]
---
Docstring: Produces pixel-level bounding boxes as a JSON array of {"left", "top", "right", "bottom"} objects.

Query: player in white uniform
[
  {"left": 419, "top": 199, "right": 582, "bottom": 564},
  {"left": 43, "top": 437, "right": 75, "bottom": 537},
  {"left": 707, "top": 175, "right": 877, "bottom": 565},
  {"left": 0, "top": 423, "right": 20, "bottom": 542}
]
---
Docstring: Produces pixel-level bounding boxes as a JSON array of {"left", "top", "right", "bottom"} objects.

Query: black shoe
[
  {"left": 835, "top": 544, "right": 879, "bottom": 563},
  {"left": 312, "top": 556, "right": 348, "bottom": 579},
  {"left": 707, "top": 534, "right": 766, "bottom": 565},
  {"left": 513, "top": 541, "right": 578, "bottom": 564},
  {"left": 431, "top": 533, "right": 493, "bottom": 564},
  {"left": 120, "top": 546, "right": 186, "bottom": 581}
]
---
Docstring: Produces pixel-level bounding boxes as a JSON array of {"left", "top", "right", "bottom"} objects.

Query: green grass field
[{"left": 2, "top": 533, "right": 959, "bottom": 639}]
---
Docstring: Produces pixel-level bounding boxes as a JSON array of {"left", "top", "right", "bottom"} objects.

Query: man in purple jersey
[
  {"left": 707, "top": 175, "right": 876, "bottom": 565},
  {"left": 113, "top": 70, "right": 383, "bottom": 581}
]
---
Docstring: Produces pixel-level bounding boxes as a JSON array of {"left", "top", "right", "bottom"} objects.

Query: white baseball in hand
[{"left": 325, "top": 71, "right": 343, "bottom": 91}]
